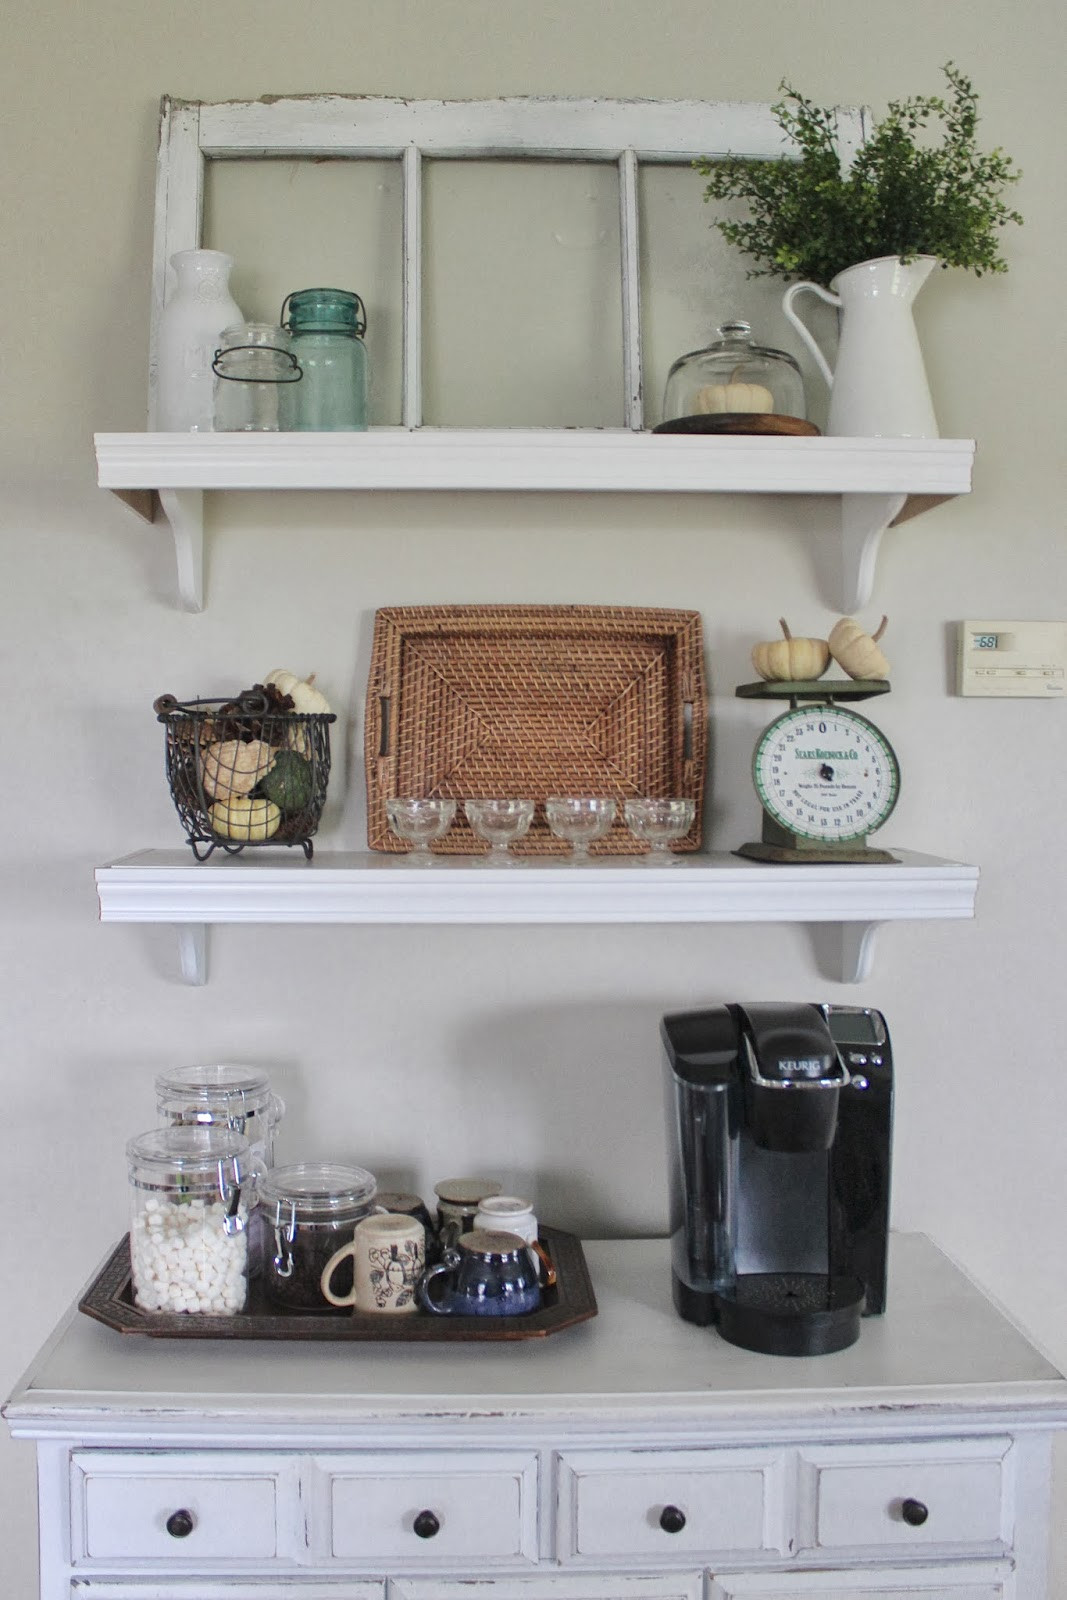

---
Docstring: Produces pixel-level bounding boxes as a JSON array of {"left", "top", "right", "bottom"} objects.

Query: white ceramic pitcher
[{"left": 782, "top": 254, "right": 940, "bottom": 439}]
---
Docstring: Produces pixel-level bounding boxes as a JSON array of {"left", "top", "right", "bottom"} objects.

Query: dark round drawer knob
[
  {"left": 165, "top": 1509, "right": 195, "bottom": 1539},
  {"left": 413, "top": 1509, "right": 441, "bottom": 1539},
  {"left": 901, "top": 1497, "right": 929, "bottom": 1526},
  {"left": 659, "top": 1504, "right": 687, "bottom": 1534}
]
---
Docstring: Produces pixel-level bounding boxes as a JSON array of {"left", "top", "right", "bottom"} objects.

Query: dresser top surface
[{"left": 5, "top": 1233, "right": 1065, "bottom": 1432}]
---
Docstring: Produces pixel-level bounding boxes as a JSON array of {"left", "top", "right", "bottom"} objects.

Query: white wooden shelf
[
  {"left": 95, "top": 430, "right": 975, "bottom": 614},
  {"left": 95, "top": 846, "right": 979, "bottom": 986}
]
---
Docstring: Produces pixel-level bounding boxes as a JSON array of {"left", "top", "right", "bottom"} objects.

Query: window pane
[
  {"left": 422, "top": 158, "right": 623, "bottom": 427},
  {"left": 203, "top": 157, "right": 404, "bottom": 425},
  {"left": 639, "top": 163, "right": 807, "bottom": 429}
]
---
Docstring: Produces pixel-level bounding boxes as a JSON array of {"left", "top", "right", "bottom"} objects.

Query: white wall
[{"left": 1, "top": 1, "right": 1064, "bottom": 1592}]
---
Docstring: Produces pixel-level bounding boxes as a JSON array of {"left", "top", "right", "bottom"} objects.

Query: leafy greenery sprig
[{"left": 696, "top": 64, "right": 1022, "bottom": 287}]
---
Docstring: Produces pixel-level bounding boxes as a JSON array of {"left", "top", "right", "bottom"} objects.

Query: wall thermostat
[{"left": 957, "top": 619, "right": 1067, "bottom": 697}]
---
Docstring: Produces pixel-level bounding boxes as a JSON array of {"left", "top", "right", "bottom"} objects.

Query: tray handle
[
  {"left": 368, "top": 670, "right": 397, "bottom": 798},
  {"left": 679, "top": 669, "right": 699, "bottom": 782}
]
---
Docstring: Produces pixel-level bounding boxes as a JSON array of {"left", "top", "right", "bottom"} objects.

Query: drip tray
[{"left": 714, "top": 1272, "right": 865, "bottom": 1357}]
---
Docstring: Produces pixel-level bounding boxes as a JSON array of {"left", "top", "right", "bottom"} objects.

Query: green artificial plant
[{"left": 696, "top": 63, "right": 1022, "bottom": 287}]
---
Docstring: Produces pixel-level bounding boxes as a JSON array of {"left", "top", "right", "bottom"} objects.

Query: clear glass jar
[
  {"left": 212, "top": 323, "right": 301, "bottom": 431},
  {"left": 280, "top": 288, "right": 368, "bottom": 431},
  {"left": 256, "top": 1162, "right": 380, "bottom": 1311},
  {"left": 154, "top": 1063, "right": 284, "bottom": 1172},
  {"left": 126, "top": 1126, "right": 253, "bottom": 1315},
  {"left": 658, "top": 320, "right": 808, "bottom": 432}
]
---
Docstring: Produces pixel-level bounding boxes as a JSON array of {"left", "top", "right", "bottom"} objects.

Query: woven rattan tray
[{"left": 364, "top": 605, "right": 706, "bottom": 855}]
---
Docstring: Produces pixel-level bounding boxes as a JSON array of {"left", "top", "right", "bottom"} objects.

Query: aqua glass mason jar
[{"left": 280, "top": 288, "right": 368, "bottom": 430}]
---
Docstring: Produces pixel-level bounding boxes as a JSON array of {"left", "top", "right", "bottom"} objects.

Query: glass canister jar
[
  {"left": 212, "top": 323, "right": 301, "bottom": 431},
  {"left": 154, "top": 1063, "right": 285, "bottom": 1172},
  {"left": 280, "top": 288, "right": 368, "bottom": 431},
  {"left": 126, "top": 1126, "right": 254, "bottom": 1315},
  {"left": 256, "top": 1161, "right": 380, "bottom": 1311},
  {"left": 657, "top": 320, "right": 809, "bottom": 433}
]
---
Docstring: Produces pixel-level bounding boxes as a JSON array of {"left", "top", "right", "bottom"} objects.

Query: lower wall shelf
[{"left": 95, "top": 848, "right": 979, "bottom": 986}]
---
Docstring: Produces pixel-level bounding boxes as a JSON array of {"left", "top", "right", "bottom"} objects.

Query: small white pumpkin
[
  {"left": 695, "top": 381, "right": 774, "bottom": 415},
  {"left": 751, "top": 619, "right": 831, "bottom": 682},
  {"left": 200, "top": 737, "right": 275, "bottom": 801},
  {"left": 263, "top": 669, "right": 332, "bottom": 716},
  {"left": 208, "top": 795, "right": 282, "bottom": 841},
  {"left": 828, "top": 616, "right": 890, "bottom": 680}
]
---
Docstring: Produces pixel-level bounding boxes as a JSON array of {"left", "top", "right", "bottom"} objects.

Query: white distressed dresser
[{"left": 5, "top": 1234, "right": 1065, "bottom": 1600}]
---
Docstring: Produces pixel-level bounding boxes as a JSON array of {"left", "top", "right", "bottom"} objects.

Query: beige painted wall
[{"left": 1, "top": 1, "right": 1064, "bottom": 1591}]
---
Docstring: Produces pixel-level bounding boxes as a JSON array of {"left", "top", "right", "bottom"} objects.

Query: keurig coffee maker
[{"left": 661, "top": 1002, "right": 892, "bottom": 1356}]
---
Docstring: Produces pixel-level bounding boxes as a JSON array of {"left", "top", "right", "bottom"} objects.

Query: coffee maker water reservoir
[{"left": 661, "top": 1002, "right": 892, "bottom": 1356}]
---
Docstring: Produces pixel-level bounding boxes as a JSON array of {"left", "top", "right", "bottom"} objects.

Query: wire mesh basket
[{"left": 154, "top": 692, "right": 336, "bottom": 861}]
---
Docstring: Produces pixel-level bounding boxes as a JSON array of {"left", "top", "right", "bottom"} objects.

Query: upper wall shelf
[
  {"left": 96, "top": 430, "right": 975, "bottom": 613},
  {"left": 95, "top": 846, "right": 979, "bottom": 986},
  {"left": 103, "top": 94, "right": 975, "bottom": 612}
]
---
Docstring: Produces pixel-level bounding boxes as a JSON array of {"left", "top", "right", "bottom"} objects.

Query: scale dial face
[{"left": 753, "top": 704, "right": 900, "bottom": 844}]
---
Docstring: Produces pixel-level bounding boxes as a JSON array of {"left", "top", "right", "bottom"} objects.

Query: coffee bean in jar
[{"left": 256, "top": 1162, "right": 380, "bottom": 1312}]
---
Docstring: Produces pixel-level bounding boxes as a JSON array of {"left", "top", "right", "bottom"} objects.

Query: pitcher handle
[{"left": 782, "top": 280, "right": 840, "bottom": 390}]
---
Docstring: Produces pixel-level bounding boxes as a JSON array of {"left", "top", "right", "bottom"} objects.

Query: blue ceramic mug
[{"left": 418, "top": 1228, "right": 541, "bottom": 1317}]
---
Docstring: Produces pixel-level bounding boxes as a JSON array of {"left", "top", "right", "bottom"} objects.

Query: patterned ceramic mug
[{"left": 320, "top": 1212, "right": 424, "bottom": 1314}]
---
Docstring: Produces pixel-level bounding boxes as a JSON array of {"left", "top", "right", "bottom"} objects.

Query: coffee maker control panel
[{"left": 820, "top": 1005, "right": 888, "bottom": 1079}]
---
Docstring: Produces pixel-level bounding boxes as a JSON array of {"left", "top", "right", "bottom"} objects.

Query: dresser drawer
[
  {"left": 71, "top": 1588, "right": 385, "bottom": 1600},
  {"left": 798, "top": 1437, "right": 1013, "bottom": 1553},
  {"left": 320, "top": 1451, "right": 539, "bottom": 1564},
  {"left": 70, "top": 1450, "right": 290, "bottom": 1564},
  {"left": 708, "top": 1563, "right": 1015, "bottom": 1598},
  {"left": 556, "top": 1447, "right": 786, "bottom": 1561}
]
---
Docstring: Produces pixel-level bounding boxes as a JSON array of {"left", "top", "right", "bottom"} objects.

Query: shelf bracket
[
  {"left": 156, "top": 488, "right": 204, "bottom": 612},
  {"left": 811, "top": 921, "right": 880, "bottom": 984},
  {"left": 835, "top": 492, "right": 908, "bottom": 613},
  {"left": 109, "top": 485, "right": 204, "bottom": 611},
  {"left": 177, "top": 925, "right": 207, "bottom": 986}
]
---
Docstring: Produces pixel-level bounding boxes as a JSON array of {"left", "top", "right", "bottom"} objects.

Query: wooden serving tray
[
  {"left": 78, "top": 1227, "right": 597, "bottom": 1342},
  {"left": 364, "top": 604, "right": 706, "bottom": 854},
  {"left": 653, "top": 414, "right": 820, "bottom": 437}
]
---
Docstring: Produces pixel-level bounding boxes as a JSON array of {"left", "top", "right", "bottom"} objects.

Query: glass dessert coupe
[
  {"left": 544, "top": 796, "right": 617, "bottom": 860},
  {"left": 623, "top": 797, "right": 695, "bottom": 861},
  {"left": 385, "top": 797, "right": 457, "bottom": 861},
  {"left": 464, "top": 798, "right": 535, "bottom": 861}
]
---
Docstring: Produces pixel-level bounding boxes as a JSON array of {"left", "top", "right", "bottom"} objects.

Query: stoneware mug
[
  {"left": 418, "top": 1228, "right": 541, "bottom": 1317},
  {"left": 320, "top": 1212, "right": 424, "bottom": 1314},
  {"left": 433, "top": 1177, "right": 502, "bottom": 1249},
  {"left": 472, "top": 1193, "right": 557, "bottom": 1288}
]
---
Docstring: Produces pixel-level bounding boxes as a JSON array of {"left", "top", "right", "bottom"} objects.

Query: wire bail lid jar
[
  {"left": 256, "top": 1161, "right": 380, "bottom": 1311},
  {"left": 212, "top": 322, "right": 301, "bottom": 432},
  {"left": 126, "top": 1126, "right": 254, "bottom": 1316},
  {"left": 154, "top": 1063, "right": 285, "bottom": 1170},
  {"left": 656, "top": 319, "right": 813, "bottom": 435},
  {"left": 280, "top": 287, "right": 368, "bottom": 431}
]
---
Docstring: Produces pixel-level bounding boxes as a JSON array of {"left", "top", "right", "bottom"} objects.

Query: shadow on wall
[{"left": 444, "top": 996, "right": 683, "bottom": 1237}]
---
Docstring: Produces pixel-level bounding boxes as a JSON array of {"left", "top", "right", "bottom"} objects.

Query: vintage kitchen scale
[{"left": 735, "top": 678, "right": 900, "bottom": 864}]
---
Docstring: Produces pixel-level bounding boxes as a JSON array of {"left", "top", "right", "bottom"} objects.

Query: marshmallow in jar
[{"left": 126, "top": 1126, "right": 254, "bottom": 1315}]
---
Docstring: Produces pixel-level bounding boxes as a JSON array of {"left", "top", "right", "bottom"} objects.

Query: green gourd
[{"left": 260, "top": 749, "right": 314, "bottom": 813}]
